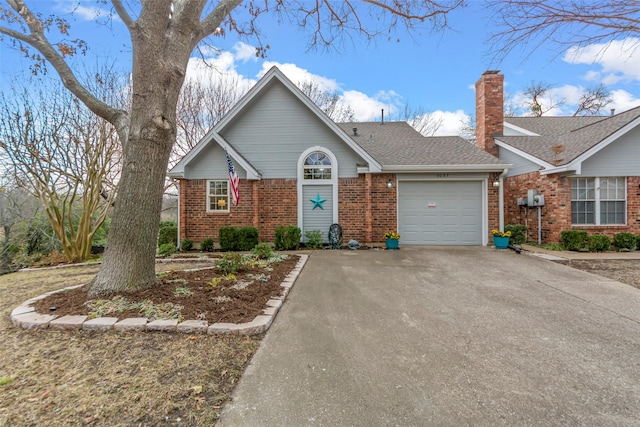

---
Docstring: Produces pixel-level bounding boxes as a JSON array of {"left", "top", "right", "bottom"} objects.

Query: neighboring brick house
[
  {"left": 169, "top": 66, "right": 509, "bottom": 247},
  {"left": 476, "top": 70, "right": 640, "bottom": 244}
]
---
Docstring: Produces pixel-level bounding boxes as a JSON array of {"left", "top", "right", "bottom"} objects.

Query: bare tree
[
  {"left": 489, "top": 1, "right": 640, "bottom": 59},
  {"left": 0, "top": 79, "right": 120, "bottom": 262},
  {"left": 573, "top": 84, "right": 612, "bottom": 116},
  {"left": 0, "top": 0, "right": 465, "bottom": 296},
  {"left": 524, "top": 81, "right": 565, "bottom": 117},
  {"left": 298, "top": 80, "right": 356, "bottom": 122},
  {"left": 392, "top": 103, "right": 443, "bottom": 136}
]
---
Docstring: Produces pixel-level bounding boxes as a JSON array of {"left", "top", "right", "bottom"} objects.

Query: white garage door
[{"left": 398, "top": 181, "right": 483, "bottom": 245}]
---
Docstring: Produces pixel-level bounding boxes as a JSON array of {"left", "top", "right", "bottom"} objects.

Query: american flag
[{"left": 226, "top": 150, "right": 240, "bottom": 206}]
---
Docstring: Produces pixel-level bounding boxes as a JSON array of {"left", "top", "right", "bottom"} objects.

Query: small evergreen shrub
[
  {"left": 180, "top": 238, "right": 193, "bottom": 252},
  {"left": 504, "top": 224, "right": 527, "bottom": 245},
  {"left": 305, "top": 230, "right": 323, "bottom": 249},
  {"left": 158, "top": 221, "right": 178, "bottom": 247},
  {"left": 218, "top": 226, "right": 237, "bottom": 252},
  {"left": 236, "top": 227, "right": 259, "bottom": 251},
  {"left": 200, "top": 238, "right": 215, "bottom": 252},
  {"left": 215, "top": 252, "right": 245, "bottom": 275},
  {"left": 613, "top": 232, "right": 636, "bottom": 250},
  {"left": 252, "top": 242, "right": 274, "bottom": 259},
  {"left": 587, "top": 234, "right": 611, "bottom": 252},
  {"left": 274, "top": 226, "right": 301, "bottom": 250},
  {"left": 560, "top": 230, "right": 588, "bottom": 251},
  {"left": 158, "top": 243, "right": 176, "bottom": 257}
]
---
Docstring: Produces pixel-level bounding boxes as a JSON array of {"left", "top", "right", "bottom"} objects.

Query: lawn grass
[{"left": 0, "top": 262, "right": 261, "bottom": 426}]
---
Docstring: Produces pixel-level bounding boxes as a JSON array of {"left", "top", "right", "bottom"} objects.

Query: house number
[{"left": 436, "top": 173, "right": 449, "bottom": 178}]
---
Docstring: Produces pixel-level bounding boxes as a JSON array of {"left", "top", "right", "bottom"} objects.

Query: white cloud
[
  {"left": 233, "top": 42, "right": 259, "bottom": 62},
  {"left": 259, "top": 61, "right": 340, "bottom": 93},
  {"left": 563, "top": 38, "right": 640, "bottom": 83},
  {"left": 431, "top": 110, "right": 471, "bottom": 136},
  {"left": 342, "top": 90, "right": 391, "bottom": 121},
  {"left": 609, "top": 89, "right": 640, "bottom": 113}
]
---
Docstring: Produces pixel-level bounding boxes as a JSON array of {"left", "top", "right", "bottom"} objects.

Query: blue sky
[{"left": 2, "top": 1, "right": 640, "bottom": 136}]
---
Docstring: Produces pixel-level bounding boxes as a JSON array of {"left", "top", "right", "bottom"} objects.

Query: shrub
[
  {"left": 637, "top": 235, "right": 640, "bottom": 250},
  {"left": 560, "top": 230, "right": 588, "bottom": 251},
  {"left": 305, "top": 230, "right": 323, "bottom": 249},
  {"left": 504, "top": 224, "right": 527, "bottom": 245},
  {"left": 158, "top": 221, "right": 178, "bottom": 247},
  {"left": 274, "top": 226, "right": 301, "bottom": 250},
  {"left": 200, "top": 238, "right": 215, "bottom": 252},
  {"left": 215, "top": 252, "right": 245, "bottom": 275},
  {"left": 218, "top": 226, "right": 237, "bottom": 252},
  {"left": 252, "top": 242, "right": 274, "bottom": 259},
  {"left": 587, "top": 234, "right": 611, "bottom": 252},
  {"left": 236, "top": 227, "right": 259, "bottom": 251},
  {"left": 613, "top": 232, "right": 636, "bottom": 250},
  {"left": 180, "top": 239, "right": 193, "bottom": 252},
  {"left": 158, "top": 243, "right": 176, "bottom": 257}
]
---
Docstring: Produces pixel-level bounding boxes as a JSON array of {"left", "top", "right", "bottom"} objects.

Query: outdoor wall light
[
  {"left": 493, "top": 180, "right": 501, "bottom": 188},
  {"left": 387, "top": 179, "right": 394, "bottom": 189}
]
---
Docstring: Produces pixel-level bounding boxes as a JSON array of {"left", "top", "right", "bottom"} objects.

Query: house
[
  {"left": 475, "top": 70, "right": 640, "bottom": 244},
  {"left": 169, "top": 66, "right": 510, "bottom": 247}
]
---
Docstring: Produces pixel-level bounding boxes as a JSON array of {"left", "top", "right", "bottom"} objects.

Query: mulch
[{"left": 34, "top": 255, "right": 299, "bottom": 324}]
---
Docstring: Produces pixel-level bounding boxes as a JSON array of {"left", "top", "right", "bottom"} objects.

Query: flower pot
[
  {"left": 386, "top": 238, "right": 399, "bottom": 250},
  {"left": 494, "top": 236, "right": 509, "bottom": 250}
]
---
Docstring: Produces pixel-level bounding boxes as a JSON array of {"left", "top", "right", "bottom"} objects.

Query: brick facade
[
  {"left": 504, "top": 172, "right": 640, "bottom": 243},
  {"left": 179, "top": 174, "right": 399, "bottom": 246},
  {"left": 475, "top": 71, "right": 503, "bottom": 158}
]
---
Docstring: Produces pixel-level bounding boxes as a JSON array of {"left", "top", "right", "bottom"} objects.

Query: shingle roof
[
  {"left": 498, "top": 106, "right": 640, "bottom": 165},
  {"left": 506, "top": 116, "right": 605, "bottom": 136},
  {"left": 337, "top": 122, "right": 507, "bottom": 167}
]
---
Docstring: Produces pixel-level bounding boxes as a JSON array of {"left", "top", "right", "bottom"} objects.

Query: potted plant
[
  {"left": 383, "top": 231, "right": 400, "bottom": 250},
  {"left": 492, "top": 229, "right": 512, "bottom": 250}
]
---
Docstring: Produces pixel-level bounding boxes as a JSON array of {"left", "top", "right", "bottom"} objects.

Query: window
[
  {"left": 303, "top": 152, "right": 332, "bottom": 180},
  {"left": 571, "top": 177, "right": 626, "bottom": 225},
  {"left": 207, "top": 180, "right": 229, "bottom": 212}
]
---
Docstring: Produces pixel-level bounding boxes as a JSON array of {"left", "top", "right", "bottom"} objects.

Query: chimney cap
[{"left": 483, "top": 70, "right": 501, "bottom": 75}]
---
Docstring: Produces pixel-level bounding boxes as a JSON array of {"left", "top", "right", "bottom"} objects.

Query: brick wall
[
  {"left": 504, "top": 172, "right": 640, "bottom": 243},
  {"left": 370, "top": 174, "right": 397, "bottom": 242},
  {"left": 475, "top": 71, "right": 504, "bottom": 157}
]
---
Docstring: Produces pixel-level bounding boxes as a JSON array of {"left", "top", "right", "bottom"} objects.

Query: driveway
[{"left": 218, "top": 247, "right": 640, "bottom": 426}]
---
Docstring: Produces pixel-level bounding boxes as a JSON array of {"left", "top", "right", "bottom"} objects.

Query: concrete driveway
[{"left": 218, "top": 247, "right": 640, "bottom": 426}]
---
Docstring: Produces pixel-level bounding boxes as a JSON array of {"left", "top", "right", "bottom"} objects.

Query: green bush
[
  {"left": 252, "top": 242, "right": 274, "bottom": 259},
  {"left": 218, "top": 226, "right": 237, "bottom": 252},
  {"left": 200, "top": 238, "right": 215, "bottom": 252},
  {"left": 560, "top": 230, "right": 588, "bottom": 251},
  {"left": 215, "top": 252, "right": 245, "bottom": 275},
  {"left": 305, "top": 230, "right": 323, "bottom": 249},
  {"left": 613, "top": 232, "right": 636, "bottom": 250},
  {"left": 274, "top": 226, "right": 301, "bottom": 250},
  {"left": 158, "top": 243, "right": 176, "bottom": 257},
  {"left": 180, "top": 238, "right": 193, "bottom": 251},
  {"left": 158, "top": 221, "right": 178, "bottom": 247},
  {"left": 236, "top": 227, "right": 259, "bottom": 251},
  {"left": 587, "top": 234, "right": 611, "bottom": 252},
  {"left": 504, "top": 224, "right": 527, "bottom": 245}
]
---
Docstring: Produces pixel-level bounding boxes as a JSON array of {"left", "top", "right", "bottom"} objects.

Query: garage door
[{"left": 398, "top": 181, "right": 483, "bottom": 245}]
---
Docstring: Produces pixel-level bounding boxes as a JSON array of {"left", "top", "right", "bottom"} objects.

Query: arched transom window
[{"left": 303, "top": 152, "right": 332, "bottom": 180}]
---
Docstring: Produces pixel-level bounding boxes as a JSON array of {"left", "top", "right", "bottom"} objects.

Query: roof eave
[{"left": 381, "top": 164, "right": 512, "bottom": 173}]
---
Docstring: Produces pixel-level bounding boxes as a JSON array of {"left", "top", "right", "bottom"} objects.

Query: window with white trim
[
  {"left": 207, "top": 180, "right": 229, "bottom": 212},
  {"left": 571, "top": 177, "right": 626, "bottom": 225},
  {"left": 303, "top": 152, "right": 332, "bottom": 180}
]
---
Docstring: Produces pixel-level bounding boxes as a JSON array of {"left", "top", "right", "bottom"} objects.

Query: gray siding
[
  {"left": 581, "top": 127, "right": 640, "bottom": 176},
  {"left": 500, "top": 147, "right": 541, "bottom": 177},
  {"left": 185, "top": 143, "right": 247, "bottom": 180},
  {"left": 221, "top": 82, "right": 364, "bottom": 179}
]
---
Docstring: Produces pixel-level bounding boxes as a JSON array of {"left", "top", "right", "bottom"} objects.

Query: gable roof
[
  {"left": 338, "top": 122, "right": 509, "bottom": 172},
  {"left": 496, "top": 106, "right": 640, "bottom": 173},
  {"left": 169, "top": 66, "right": 382, "bottom": 178}
]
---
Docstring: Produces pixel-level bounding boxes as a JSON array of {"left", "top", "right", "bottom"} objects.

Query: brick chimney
[{"left": 475, "top": 70, "right": 504, "bottom": 157}]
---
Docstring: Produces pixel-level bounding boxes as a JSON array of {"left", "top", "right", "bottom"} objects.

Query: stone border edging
[{"left": 10, "top": 254, "right": 308, "bottom": 335}]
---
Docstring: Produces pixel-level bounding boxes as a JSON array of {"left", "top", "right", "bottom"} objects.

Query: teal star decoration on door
[{"left": 310, "top": 193, "right": 326, "bottom": 210}]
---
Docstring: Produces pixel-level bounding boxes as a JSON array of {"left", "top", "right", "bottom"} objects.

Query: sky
[{"left": 1, "top": 1, "right": 640, "bottom": 137}]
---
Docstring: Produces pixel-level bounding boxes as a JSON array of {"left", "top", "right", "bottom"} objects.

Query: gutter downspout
[{"left": 499, "top": 168, "right": 508, "bottom": 231}]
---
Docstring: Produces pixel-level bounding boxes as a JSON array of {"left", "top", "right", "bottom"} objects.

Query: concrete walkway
[{"left": 217, "top": 247, "right": 640, "bottom": 426}]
